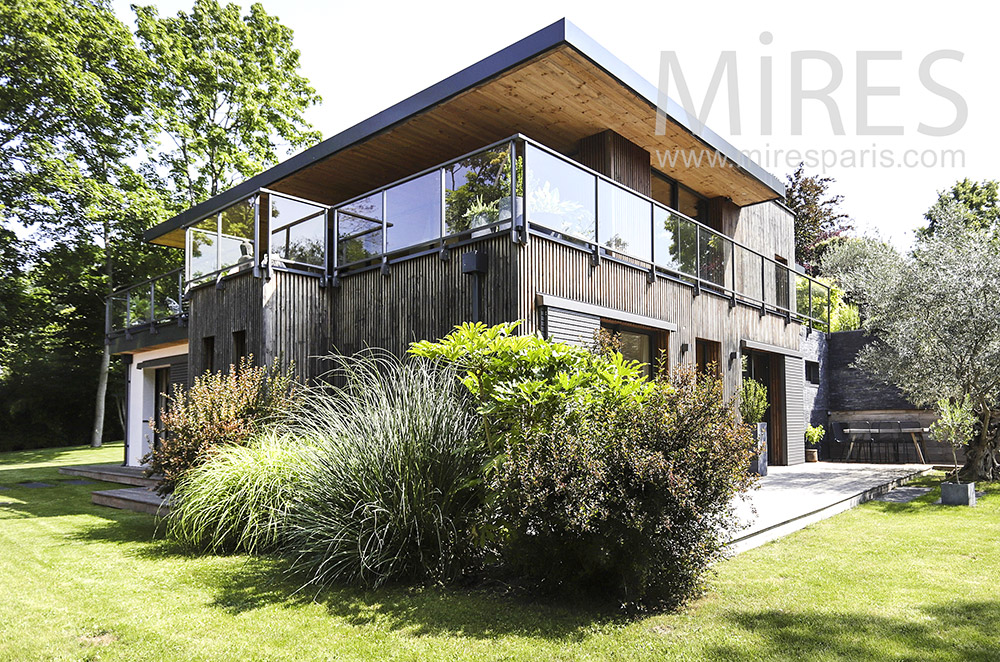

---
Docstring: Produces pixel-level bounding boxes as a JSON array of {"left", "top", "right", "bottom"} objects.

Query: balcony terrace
[{"left": 107, "top": 134, "right": 830, "bottom": 343}]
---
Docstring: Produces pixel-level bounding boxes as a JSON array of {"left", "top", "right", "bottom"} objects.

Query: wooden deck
[
  {"left": 59, "top": 464, "right": 158, "bottom": 488},
  {"left": 91, "top": 487, "right": 170, "bottom": 516}
]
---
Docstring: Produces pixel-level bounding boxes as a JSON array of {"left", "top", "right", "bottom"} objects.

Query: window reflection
[
  {"left": 598, "top": 180, "right": 651, "bottom": 261},
  {"left": 443, "top": 145, "right": 513, "bottom": 235},
  {"left": 525, "top": 144, "right": 596, "bottom": 242}
]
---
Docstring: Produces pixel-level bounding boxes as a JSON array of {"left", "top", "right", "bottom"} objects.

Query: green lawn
[{"left": 1, "top": 444, "right": 998, "bottom": 661}]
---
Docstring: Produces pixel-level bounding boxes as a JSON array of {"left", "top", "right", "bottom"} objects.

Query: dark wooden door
[{"left": 743, "top": 349, "right": 786, "bottom": 465}]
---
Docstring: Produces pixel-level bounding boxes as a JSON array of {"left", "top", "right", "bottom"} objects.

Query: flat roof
[{"left": 146, "top": 18, "right": 784, "bottom": 245}]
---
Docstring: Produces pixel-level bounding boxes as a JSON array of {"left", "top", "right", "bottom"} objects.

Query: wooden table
[{"left": 843, "top": 427, "right": 930, "bottom": 463}]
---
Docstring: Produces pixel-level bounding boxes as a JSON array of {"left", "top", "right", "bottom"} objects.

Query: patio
[{"left": 729, "top": 462, "right": 932, "bottom": 554}]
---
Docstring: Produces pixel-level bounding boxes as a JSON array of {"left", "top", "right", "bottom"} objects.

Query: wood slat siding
[
  {"left": 331, "top": 234, "right": 516, "bottom": 357},
  {"left": 519, "top": 234, "right": 800, "bottom": 399},
  {"left": 267, "top": 270, "right": 329, "bottom": 382},
  {"left": 784, "top": 355, "right": 806, "bottom": 465},
  {"left": 187, "top": 272, "right": 265, "bottom": 380},
  {"left": 576, "top": 130, "right": 652, "bottom": 196},
  {"left": 543, "top": 307, "right": 601, "bottom": 346},
  {"left": 735, "top": 201, "right": 795, "bottom": 262}
]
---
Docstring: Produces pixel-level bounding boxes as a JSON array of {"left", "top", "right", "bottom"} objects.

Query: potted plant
[
  {"left": 740, "top": 378, "right": 769, "bottom": 476},
  {"left": 930, "top": 396, "right": 977, "bottom": 506},
  {"left": 805, "top": 424, "right": 824, "bottom": 462}
]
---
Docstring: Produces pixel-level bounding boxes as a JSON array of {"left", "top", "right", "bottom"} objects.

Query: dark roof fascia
[{"left": 146, "top": 18, "right": 783, "bottom": 244}]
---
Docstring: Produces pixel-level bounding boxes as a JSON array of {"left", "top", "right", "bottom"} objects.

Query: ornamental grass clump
[
  {"left": 168, "top": 431, "right": 313, "bottom": 554},
  {"left": 282, "top": 352, "right": 486, "bottom": 589}
]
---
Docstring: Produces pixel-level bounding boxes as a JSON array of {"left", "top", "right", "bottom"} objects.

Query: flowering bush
[{"left": 143, "top": 356, "right": 298, "bottom": 495}]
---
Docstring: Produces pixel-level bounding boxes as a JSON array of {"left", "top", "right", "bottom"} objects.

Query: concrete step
[
  {"left": 91, "top": 487, "right": 171, "bottom": 516},
  {"left": 60, "top": 464, "right": 159, "bottom": 488}
]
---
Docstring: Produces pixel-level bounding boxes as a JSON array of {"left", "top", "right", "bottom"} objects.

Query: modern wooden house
[{"left": 107, "top": 19, "right": 831, "bottom": 469}]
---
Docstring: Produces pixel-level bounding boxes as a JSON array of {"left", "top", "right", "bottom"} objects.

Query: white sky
[{"left": 110, "top": 0, "right": 999, "bottom": 250}]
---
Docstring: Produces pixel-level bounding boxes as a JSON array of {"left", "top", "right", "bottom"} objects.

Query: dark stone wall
[
  {"left": 800, "top": 328, "right": 829, "bottom": 431},
  {"left": 827, "top": 330, "right": 914, "bottom": 411}
]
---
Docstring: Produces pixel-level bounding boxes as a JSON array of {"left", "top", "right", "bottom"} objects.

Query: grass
[{"left": 0, "top": 444, "right": 997, "bottom": 661}]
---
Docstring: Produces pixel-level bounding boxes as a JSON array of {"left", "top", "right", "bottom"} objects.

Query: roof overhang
[{"left": 146, "top": 18, "right": 784, "bottom": 248}]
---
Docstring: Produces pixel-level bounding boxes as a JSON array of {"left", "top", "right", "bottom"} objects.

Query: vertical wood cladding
[
  {"left": 331, "top": 234, "right": 516, "bottom": 357},
  {"left": 187, "top": 272, "right": 265, "bottom": 380},
  {"left": 576, "top": 130, "right": 652, "bottom": 196},
  {"left": 267, "top": 270, "right": 329, "bottom": 381},
  {"left": 734, "top": 200, "right": 795, "bottom": 262},
  {"left": 187, "top": 269, "right": 328, "bottom": 383},
  {"left": 519, "top": 235, "right": 800, "bottom": 398}
]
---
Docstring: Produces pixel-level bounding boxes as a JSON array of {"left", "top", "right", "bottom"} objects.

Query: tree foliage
[
  {"left": 133, "top": 0, "right": 322, "bottom": 204},
  {"left": 0, "top": 0, "right": 320, "bottom": 450},
  {"left": 921, "top": 178, "right": 1000, "bottom": 237},
  {"left": 822, "top": 197, "right": 1000, "bottom": 481},
  {"left": 785, "top": 163, "right": 852, "bottom": 272}
]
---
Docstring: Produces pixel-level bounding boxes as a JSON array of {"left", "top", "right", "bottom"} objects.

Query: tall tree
[
  {"left": 785, "top": 163, "right": 852, "bottom": 272},
  {"left": 133, "top": 0, "right": 322, "bottom": 206},
  {"left": 822, "top": 200, "right": 1000, "bottom": 481},
  {"left": 921, "top": 178, "right": 1000, "bottom": 236},
  {"left": 0, "top": 0, "right": 162, "bottom": 447}
]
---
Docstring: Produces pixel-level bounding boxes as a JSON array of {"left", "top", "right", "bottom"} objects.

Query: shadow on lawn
[
  {"left": 707, "top": 601, "right": 1000, "bottom": 662},
  {"left": 200, "top": 555, "right": 623, "bottom": 642},
  {"left": 68, "top": 513, "right": 622, "bottom": 642}
]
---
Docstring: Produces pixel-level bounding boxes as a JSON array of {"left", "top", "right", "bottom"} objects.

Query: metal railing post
[{"left": 808, "top": 279, "right": 813, "bottom": 329}]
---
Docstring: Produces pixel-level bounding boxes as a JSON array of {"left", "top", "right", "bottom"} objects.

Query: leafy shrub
[
  {"left": 409, "top": 322, "right": 651, "bottom": 451},
  {"left": 168, "top": 431, "right": 312, "bottom": 553},
  {"left": 805, "top": 424, "right": 825, "bottom": 447},
  {"left": 144, "top": 356, "right": 298, "bottom": 495},
  {"left": 281, "top": 352, "right": 485, "bottom": 588},
  {"left": 498, "top": 365, "right": 756, "bottom": 610},
  {"left": 413, "top": 323, "right": 756, "bottom": 610},
  {"left": 739, "top": 378, "right": 768, "bottom": 424}
]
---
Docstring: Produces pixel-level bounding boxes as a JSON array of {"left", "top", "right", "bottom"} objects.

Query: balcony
[{"left": 107, "top": 134, "right": 830, "bottom": 338}]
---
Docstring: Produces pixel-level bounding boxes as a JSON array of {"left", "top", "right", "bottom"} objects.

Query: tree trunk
[
  {"left": 91, "top": 343, "right": 110, "bottom": 447},
  {"left": 961, "top": 410, "right": 1000, "bottom": 481},
  {"left": 91, "top": 217, "right": 112, "bottom": 448}
]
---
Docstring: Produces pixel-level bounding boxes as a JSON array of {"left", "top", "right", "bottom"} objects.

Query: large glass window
[
  {"left": 443, "top": 144, "right": 513, "bottom": 235},
  {"left": 337, "top": 193, "right": 383, "bottom": 266},
  {"left": 597, "top": 180, "right": 652, "bottom": 261},
  {"left": 525, "top": 144, "right": 595, "bottom": 242},
  {"left": 270, "top": 195, "right": 326, "bottom": 268},
  {"left": 386, "top": 170, "right": 441, "bottom": 252},
  {"left": 677, "top": 186, "right": 702, "bottom": 220}
]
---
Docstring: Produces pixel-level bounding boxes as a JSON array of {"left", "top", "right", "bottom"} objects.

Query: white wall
[{"left": 125, "top": 344, "right": 188, "bottom": 467}]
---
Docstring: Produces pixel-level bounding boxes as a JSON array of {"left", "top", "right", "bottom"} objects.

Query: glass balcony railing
[
  {"left": 109, "top": 133, "right": 830, "bottom": 337},
  {"left": 106, "top": 268, "right": 185, "bottom": 336},
  {"left": 519, "top": 136, "right": 830, "bottom": 330}
]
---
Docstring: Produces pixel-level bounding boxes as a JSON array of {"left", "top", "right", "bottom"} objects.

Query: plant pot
[
  {"left": 941, "top": 481, "right": 976, "bottom": 506},
  {"left": 805, "top": 448, "right": 819, "bottom": 463},
  {"left": 750, "top": 422, "right": 768, "bottom": 476}
]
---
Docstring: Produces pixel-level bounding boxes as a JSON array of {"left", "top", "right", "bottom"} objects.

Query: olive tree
[{"left": 822, "top": 200, "right": 1000, "bottom": 480}]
